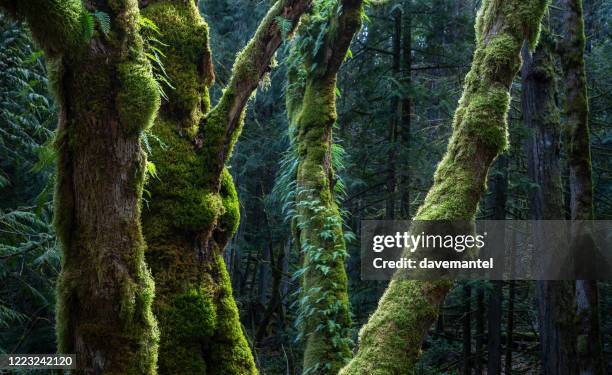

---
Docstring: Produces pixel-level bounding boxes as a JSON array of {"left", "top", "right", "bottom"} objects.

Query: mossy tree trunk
[
  {"left": 1, "top": 1, "right": 161, "bottom": 373},
  {"left": 139, "top": 0, "right": 311, "bottom": 373},
  {"left": 557, "top": 1, "right": 605, "bottom": 374},
  {"left": 523, "top": 33, "right": 578, "bottom": 375},
  {"left": 340, "top": 1, "right": 549, "bottom": 373},
  {"left": 286, "top": 1, "right": 362, "bottom": 373}
]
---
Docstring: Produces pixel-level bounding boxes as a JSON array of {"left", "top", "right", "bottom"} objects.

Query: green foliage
[{"left": 0, "top": 17, "right": 58, "bottom": 355}]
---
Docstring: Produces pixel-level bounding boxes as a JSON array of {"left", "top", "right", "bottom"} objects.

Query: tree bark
[
  {"left": 285, "top": 1, "right": 363, "bottom": 373},
  {"left": 557, "top": 1, "right": 604, "bottom": 374},
  {"left": 504, "top": 227, "right": 517, "bottom": 375},
  {"left": 386, "top": 6, "right": 401, "bottom": 220},
  {"left": 140, "top": 0, "right": 311, "bottom": 373},
  {"left": 399, "top": 1, "right": 412, "bottom": 219},
  {"left": 523, "top": 34, "right": 578, "bottom": 375},
  {"left": 487, "top": 154, "right": 507, "bottom": 375},
  {"left": 340, "top": 1, "right": 549, "bottom": 373},
  {"left": 1, "top": 1, "right": 162, "bottom": 372},
  {"left": 475, "top": 287, "right": 485, "bottom": 375}
]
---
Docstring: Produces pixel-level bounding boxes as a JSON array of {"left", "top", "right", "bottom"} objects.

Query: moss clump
[
  {"left": 116, "top": 61, "right": 161, "bottom": 135},
  {"left": 157, "top": 288, "right": 216, "bottom": 374},
  {"left": 142, "top": 1, "right": 213, "bottom": 125},
  {"left": 218, "top": 168, "right": 240, "bottom": 238},
  {"left": 12, "top": 0, "right": 86, "bottom": 56},
  {"left": 143, "top": 118, "right": 224, "bottom": 240},
  {"left": 206, "top": 254, "right": 258, "bottom": 375}
]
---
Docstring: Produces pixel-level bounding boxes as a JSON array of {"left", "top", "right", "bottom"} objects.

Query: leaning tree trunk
[
  {"left": 0, "top": 1, "right": 161, "bottom": 372},
  {"left": 139, "top": 0, "right": 311, "bottom": 374},
  {"left": 522, "top": 34, "right": 578, "bottom": 375},
  {"left": 340, "top": 1, "right": 549, "bottom": 373},
  {"left": 285, "top": 1, "right": 362, "bottom": 373},
  {"left": 557, "top": 1, "right": 605, "bottom": 374}
]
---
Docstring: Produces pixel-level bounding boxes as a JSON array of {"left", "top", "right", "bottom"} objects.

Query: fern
[
  {"left": 80, "top": 12, "right": 95, "bottom": 40},
  {"left": 93, "top": 11, "right": 111, "bottom": 36}
]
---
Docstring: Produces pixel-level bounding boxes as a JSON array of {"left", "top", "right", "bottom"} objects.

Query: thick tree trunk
[
  {"left": 522, "top": 35, "right": 578, "bottom": 375},
  {"left": 286, "top": 2, "right": 363, "bottom": 372},
  {"left": 340, "top": 1, "right": 549, "bottom": 373},
  {"left": 557, "top": 1, "right": 604, "bottom": 374},
  {"left": 140, "top": 0, "right": 311, "bottom": 373},
  {"left": 1, "top": 1, "right": 162, "bottom": 372}
]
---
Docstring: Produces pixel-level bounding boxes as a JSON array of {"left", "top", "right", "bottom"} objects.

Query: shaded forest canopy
[{"left": 0, "top": 0, "right": 610, "bottom": 374}]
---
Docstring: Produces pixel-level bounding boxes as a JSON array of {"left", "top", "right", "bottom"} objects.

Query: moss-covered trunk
[
  {"left": 0, "top": 1, "right": 161, "bottom": 373},
  {"left": 139, "top": 1, "right": 311, "bottom": 373},
  {"left": 522, "top": 34, "right": 578, "bottom": 375},
  {"left": 139, "top": 2, "right": 255, "bottom": 373},
  {"left": 285, "top": 2, "right": 362, "bottom": 373},
  {"left": 340, "top": 1, "right": 548, "bottom": 373},
  {"left": 290, "top": 76, "right": 353, "bottom": 374},
  {"left": 557, "top": 1, "right": 605, "bottom": 374}
]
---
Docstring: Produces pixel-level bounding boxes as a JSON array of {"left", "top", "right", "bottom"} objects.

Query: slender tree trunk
[
  {"left": 286, "top": 2, "right": 363, "bottom": 372},
  {"left": 504, "top": 281, "right": 515, "bottom": 374},
  {"left": 523, "top": 33, "right": 578, "bottom": 375},
  {"left": 487, "top": 281, "right": 503, "bottom": 375},
  {"left": 256, "top": 243, "right": 285, "bottom": 343},
  {"left": 399, "top": 1, "right": 412, "bottom": 219},
  {"left": 386, "top": 7, "right": 401, "bottom": 220},
  {"left": 463, "top": 284, "right": 472, "bottom": 375},
  {"left": 557, "top": 1, "right": 604, "bottom": 374},
  {"left": 340, "top": 1, "right": 549, "bottom": 373},
  {"left": 475, "top": 287, "right": 485, "bottom": 375},
  {"left": 0, "top": 1, "right": 163, "bottom": 372},
  {"left": 140, "top": 1, "right": 311, "bottom": 373},
  {"left": 488, "top": 155, "right": 507, "bottom": 375},
  {"left": 504, "top": 229, "right": 517, "bottom": 375}
]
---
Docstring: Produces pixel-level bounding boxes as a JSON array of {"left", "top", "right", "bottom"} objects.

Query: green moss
[
  {"left": 143, "top": 118, "right": 224, "bottom": 240},
  {"left": 143, "top": 1, "right": 213, "bottom": 124},
  {"left": 219, "top": 168, "right": 240, "bottom": 238},
  {"left": 206, "top": 254, "right": 257, "bottom": 375},
  {"left": 288, "top": 52, "right": 353, "bottom": 375},
  {"left": 14, "top": 0, "right": 86, "bottom": 56},
  {"left": 342, "top": 0, "right": 549, "bottom": 373},
  {"left": 140, "top": 2, "right": 258, "bottom": 374},
  {"left": 117, "top": 61, "right": 161, "bottom": 135}
]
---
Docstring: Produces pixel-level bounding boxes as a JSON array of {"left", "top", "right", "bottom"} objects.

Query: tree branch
[
  {"left": 323, "top": 0, "right": 363, "bottom": 77},
  {"left": 1, "top": 0, "right": 86, "bottom": 57},
  {"left": 198, "top": 0, "right": 312, "bottom": 186}
]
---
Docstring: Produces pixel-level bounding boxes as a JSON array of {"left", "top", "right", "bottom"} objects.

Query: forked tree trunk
[
  {"left": 0, "top": 1, "right": 162, "bottom": 372},
  {"left": 285, "top": 1, "right": 363, "bottom": 373},
  {"left": 522, "top": 34, "right": 578, "bottom": 375},
  {"left": 340, "top": 1, "right": 549, "bottom": 373},
  {"left": 140, "top": 0, "right": 311, "bottom": 373}
]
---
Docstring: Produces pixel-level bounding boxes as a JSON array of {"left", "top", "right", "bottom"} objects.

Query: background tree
[
  {"left": 523, "top": 30, "right": 578, "bottom": 374},
  {"left": 558, "top": 0, "right": 606, "bottom": 373}
]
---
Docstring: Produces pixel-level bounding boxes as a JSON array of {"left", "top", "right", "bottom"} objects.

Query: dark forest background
[{"left": 1, "top": 0, "right": 610, "bottom": 374}]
